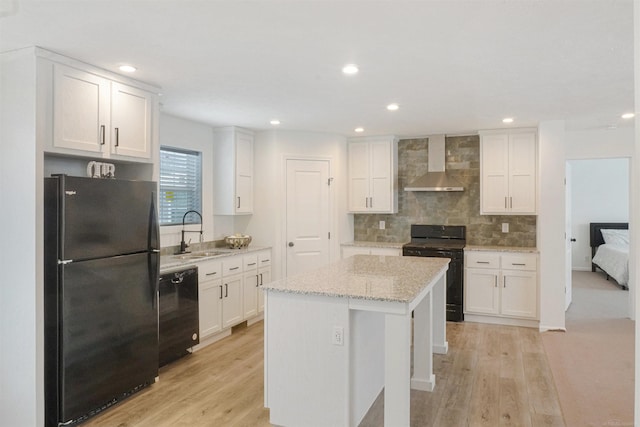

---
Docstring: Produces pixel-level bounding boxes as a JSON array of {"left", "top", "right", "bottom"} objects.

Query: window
[{"left": 159, "top": 146, "right": 202, "bottom": 226}]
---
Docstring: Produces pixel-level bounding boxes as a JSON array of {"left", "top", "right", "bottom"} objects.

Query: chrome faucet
[{"left": 179, "top": 210, "right": 203, "bottom": 254}]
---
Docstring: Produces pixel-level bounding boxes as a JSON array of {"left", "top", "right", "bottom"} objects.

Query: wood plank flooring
[{"left": 84, "top": 320, "right": 564, "bottom": 427}]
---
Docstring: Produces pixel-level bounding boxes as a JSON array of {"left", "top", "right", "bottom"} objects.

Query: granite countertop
[
  {"left": 262, "top": 255, "right": 449, "bottom": 303},
  {"left": 464, "top": 245, "right": 538, "bottom": 253},
  {"left": 160, "top": 245, "right": 271, "bottom": 270},
  {"left": 341, "top": 241, "right": 406, "bottom": 249}
]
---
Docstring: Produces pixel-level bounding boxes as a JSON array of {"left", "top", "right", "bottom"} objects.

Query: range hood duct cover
[{"left": 404, "top": 134, "right": 464, "bottom": 192}]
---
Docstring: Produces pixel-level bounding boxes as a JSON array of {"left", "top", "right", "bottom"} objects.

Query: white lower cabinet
[
  {"left": 341, "top": 244, "right": 402, "bottom": 258},
  {"left": 198, "top": 259, "right": 223, "bottom": 339},
  {"left": 464, "top": 250, "right": 538, "bottom": 325},
  {"left": 222, "top": 275, "right": 243, "bottom": 328},
  {"left": 195, "top": 248, "right": 271, "bottom": 343}
]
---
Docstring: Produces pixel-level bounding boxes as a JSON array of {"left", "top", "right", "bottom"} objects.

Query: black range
[{"left": 402, "top": 224, "right": 466, "bottom": 322}]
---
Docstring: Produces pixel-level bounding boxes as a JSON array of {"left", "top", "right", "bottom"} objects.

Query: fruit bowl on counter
[{"left": 225, "top": 234, "right": 252, "bottom": 249}]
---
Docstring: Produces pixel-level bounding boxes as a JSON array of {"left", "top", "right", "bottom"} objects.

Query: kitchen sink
[{"left": 174, "top": 251, "right": 227, "bottom": 260}]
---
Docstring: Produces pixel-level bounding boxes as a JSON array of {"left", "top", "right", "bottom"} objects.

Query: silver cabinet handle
[
  {"left": 255, "top": 274, "right": 259, "bottom": 287},
  {"left": 476, "top": 261, "right": 490, "bottom": 264},
  {"left": 365, "top": 197, "right": 369, "bottom": 208},
  {"left": 248, "top": 262, "right": 256, "bottom": 266},
  {"left": 261, "top": 259, "right": 270, "bottom": 263},
  {"left": 114, "top": 127, "right": 119, "bottom": 147},
  {"left": 230, "top": 266, "right": 239, "bottom": 271},
  {"left": 237, "top": 197, "right": 241, "bottom": 209},
  {"left": 260, "top": 273, "right": 263, "bottom": 286},
  {"left": 219, "top": 286, "right": 223, "bottom": 299},
  {"left": 100, "top": 125, "right": 106, "bottom": 145},
  {"left": 512, "top": 263, "right": 526, "bottom": 266},
  {"left": 225, "top": 283, "right": 228, "bottom": 297},
  {"left": 503, "top": 277, "right": 506, "bottom": 288},
  {"left": 494, "top": 276, "right": 497, "bottom": 287},
  {"left": 288, "top": 242, "right": 294, "bottom": 247},
  {"left": 206, "top": 272, "right": 217, "bottom": 276}
]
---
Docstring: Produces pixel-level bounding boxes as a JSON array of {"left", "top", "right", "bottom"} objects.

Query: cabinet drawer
[
  {"left": 244, "top": 254, "right": 258, "bottom": 271},
  {"left": 258, "top": 251, "right": 272, "bottom": 266},
  {"left": 223, "top": 256, "right": 243, "bottom": 276},
  {"left": 466, "top": 252, "right": 500, "bottom": 269},
  {"left": 501, "top": 254, "right": 537, "bottom": 271},
  {"left": 198, "top": 259, "right": 222, "bottom": 282}
]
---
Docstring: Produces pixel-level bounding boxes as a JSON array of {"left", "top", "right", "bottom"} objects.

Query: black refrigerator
[{"left": 44, "top": 175, "right": 160, "bottom": 427}]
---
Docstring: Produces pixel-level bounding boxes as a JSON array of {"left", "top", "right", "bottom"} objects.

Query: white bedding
[{"left": 592, "top": 243, "right": 629, "bottom": 286}]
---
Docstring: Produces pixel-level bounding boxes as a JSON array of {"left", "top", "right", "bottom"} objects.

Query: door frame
[{"left": 280, "top": 155, "right": 334, "bottom": 279}]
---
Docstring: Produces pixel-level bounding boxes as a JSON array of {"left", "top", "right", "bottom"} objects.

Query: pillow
[{"left": 601, "top": 229, "right": 629, "bottom": 246}]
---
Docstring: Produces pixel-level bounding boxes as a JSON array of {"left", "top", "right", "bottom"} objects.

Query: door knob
[{"left": 288, "top": 242, "right": 295, "bottom": 247}]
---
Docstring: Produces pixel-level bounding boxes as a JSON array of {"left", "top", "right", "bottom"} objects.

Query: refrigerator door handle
[{"left": 148, "top": 191, "right": 160, "bottom": 251}]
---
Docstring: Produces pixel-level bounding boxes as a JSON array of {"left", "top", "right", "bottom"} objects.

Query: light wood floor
[{"left": 84, "top": 320, "right": 564, "bottom": 427}]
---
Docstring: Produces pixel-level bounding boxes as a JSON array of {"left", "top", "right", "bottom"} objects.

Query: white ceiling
[{"left": 0, "top": 0, "right": 635, "bottom": 137}]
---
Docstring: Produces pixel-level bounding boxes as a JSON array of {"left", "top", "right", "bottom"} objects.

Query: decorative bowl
[{"left": 225, "top": 234, "right": 252, "bottom": 249}]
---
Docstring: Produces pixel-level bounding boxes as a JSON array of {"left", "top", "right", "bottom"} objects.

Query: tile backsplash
[{"left": 353, "top": 136, "right": 537, "bottom": 247}]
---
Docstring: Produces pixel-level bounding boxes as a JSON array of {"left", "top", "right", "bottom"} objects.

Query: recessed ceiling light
[
  {"left": 386, "top": 103, "right": 399, "bottom": 111},
  {"left": 119, "top": 65, "right": 136, "bottom": 73},
  {"left": 621, "top": 113, "right": 635, "bottom": 119},
  {"left": 502, "top": 117, "right": 514, "bottom": 123},
  {"left": 270, "top": 119, "right": 280, "bottom": 125},
  {"left": 354, "top": 127, "right": 364, "bottom": 133},
  {"left": 342, "top": 64, "right": 359, "bottom": 75}
]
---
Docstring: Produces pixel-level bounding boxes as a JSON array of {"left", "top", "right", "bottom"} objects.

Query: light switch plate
[
  {"left": 379, "top": 220, "right": 385, "bottom": 230},
  {"left": 502, "top": 223, "right": 509, "bottom": 233}
]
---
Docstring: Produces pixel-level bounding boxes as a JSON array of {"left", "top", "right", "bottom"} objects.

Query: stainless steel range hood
[{"left": 404, "top": 134, "right": 464, "bottom": 192}]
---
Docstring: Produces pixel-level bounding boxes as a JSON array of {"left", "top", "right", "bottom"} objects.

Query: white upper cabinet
[
  {"left": 348, "top": 135, "right": 398, "bottom": 213},
  {"left": 480, "top": 129, "right": 537, "bottom": 215},
  {"left": 214, "top": 127, "right": 254, "bottom": 215},
  {"left": 49, "top": 62, "right": 155, "bottom": 161}
]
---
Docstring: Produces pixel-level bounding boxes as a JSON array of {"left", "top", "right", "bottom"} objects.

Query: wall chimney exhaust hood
[{"left": 404, "top": 134, "right": 464, "bottom": 192}]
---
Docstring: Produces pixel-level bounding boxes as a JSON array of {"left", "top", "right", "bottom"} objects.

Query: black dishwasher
[{"left": 159, "top": 266, "right": 199, "bottom": 367}]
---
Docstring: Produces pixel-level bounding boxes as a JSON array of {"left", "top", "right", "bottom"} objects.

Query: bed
[{"left": 590, "top": 222, "right": 629, "bottom": 289}]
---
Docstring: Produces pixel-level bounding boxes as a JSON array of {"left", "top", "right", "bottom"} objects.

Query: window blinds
[{"left": 159, "top": 146, "right": 202, "bottom": 225}]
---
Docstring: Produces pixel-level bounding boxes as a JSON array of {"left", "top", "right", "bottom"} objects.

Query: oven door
[{"left": 403, "top": 247, "right": 464, "bottom": 322}]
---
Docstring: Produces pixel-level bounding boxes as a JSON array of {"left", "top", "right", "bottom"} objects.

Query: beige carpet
[{"left": 542, "top": 271, "right": 634, "bottom": 427}]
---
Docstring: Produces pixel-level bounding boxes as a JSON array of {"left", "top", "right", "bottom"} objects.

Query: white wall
[
  {"left": 157, "top": 113, "right": 216, "bottom": 248},
  {"left": 245, "top": 130, "right": 352, "bottom": 281},
  {"left": 570, "top": 158, "right": 629, "bottom": 270},
  {"left": 565, "top": 127, "right": 634, "bottom": 159},
  {"left": 537, "top": 120, "right": 567, "bottom": 331},
  {"left": 0, "top": 48, "right": 43, "bottom": 426},
  {"left": 633, "top": 0, "right": 639, "bottom": 421}
]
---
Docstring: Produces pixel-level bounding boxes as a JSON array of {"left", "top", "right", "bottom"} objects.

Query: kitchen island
[{"left": 263, "top": 255, "right": 449, "bottom": 427}]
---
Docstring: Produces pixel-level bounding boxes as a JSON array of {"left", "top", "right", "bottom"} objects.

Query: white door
[
  {"left": 286, "top": 159, "right": 331, "bottom": 277},
  {"left": 565, "top": 162, "right": 573, "bottom": 311}
]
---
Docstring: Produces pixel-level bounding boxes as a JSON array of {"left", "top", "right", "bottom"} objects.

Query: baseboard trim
[{"left": 464, "top": 313, "right": 539, "bottom": 328}]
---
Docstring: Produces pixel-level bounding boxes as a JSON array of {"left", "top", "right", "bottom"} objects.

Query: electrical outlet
[
  {"left": 502, "top": 223, "right": 509, "bottom": 233},
  {"left": 332, "top": 326, "right": 344, "bottom": 346},
  {"left": 379, "top": 220, "right": 385, "bottom": 230}
]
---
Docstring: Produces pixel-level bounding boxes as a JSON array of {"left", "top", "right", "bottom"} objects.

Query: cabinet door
[
  {"left": 243, "top": 271, "right": 259, "bottom": 319},
  {"left": 369, "top": 140, "right": 392, "bottom": 212},
  {"left": 53, "top": 64, "right": 109, "bottom": 153},
  {"left": 258, "top": 266, "right": 271, "bottom": 313},
  {"left": 348, "top": 142, "right": 371, "bottom": 212},
  {"left": 508, "top": 133, "right": 536, "bottom": 213},
  {"left": 480, "top": 133, "right": 509, "bottom": 214},
  {"left": 465, "top": 268, "right": 500, "bottom": 315},
  {"left": 501, "top": 271, "right": 537, "bottom": 319},
  {"left": 235, "top": 132, "right": 253, "bottom": 213},
  {"left": 222, "top": 276, "right": 243, "bottom": 328},
  {"left": 199, "top": 279, "right": 222, "bottom": 338},
  {"left": 110, "top": 82, "right": 153, "bottom": 159}
]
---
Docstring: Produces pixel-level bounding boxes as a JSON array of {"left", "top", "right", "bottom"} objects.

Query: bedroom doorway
[{"left": 566, "top": 158, "right": 630, "bottom": 318}]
